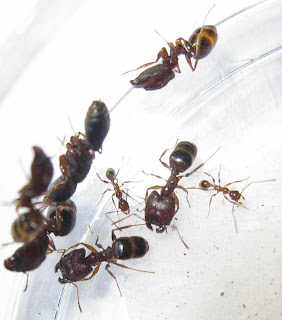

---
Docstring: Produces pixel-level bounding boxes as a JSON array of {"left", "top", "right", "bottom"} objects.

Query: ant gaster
[{"left": 144, "top": 141, "right": 218, "bottom": 247}]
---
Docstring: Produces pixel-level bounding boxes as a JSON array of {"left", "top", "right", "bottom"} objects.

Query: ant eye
[{"left": 106, "top": 168, "right": 116, "bottom": 181}]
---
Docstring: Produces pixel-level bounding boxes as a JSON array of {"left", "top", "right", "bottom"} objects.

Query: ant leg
[
  {"left": 94, "top": 235, "right": 106, "bottom": 250},
  {"left": 173, "top": 193, "right": 180, "bottom": 213},
  {"left": 224, "top": 177, "right": 250, "bottom": 188},
  {"left": 170, "top": 225, "right": 189, "bottom": 249},
  {"left": 184, "top": 53, "right": 197, "bottom": 72},
  {"left": 231, "top": 205, "right": 239, "bottom": 233},
  {"left": 142, "top": 170, "right": 166, "bottom": 182},
  {"left": 23, "top": 272, "right": 29, "bottom": 292},
  {"left": 145, "top": 185, "right": 163, "bottom": 202},
  {"left": 105, "top": 263, "right": 122, "bottom": 296},
  {"left": 70, "top": 282, "right": 83, "bottom": 313},
  {"left": 111, "top": 213, "right": 145, "bottom": 226},
  {"left": 177, "top": 185, "right": 191, "bottom": 207},
  {"left": 206, "top": 193, "right": 218, "bottom": 219},
  {"left": 181, "top": 147, "right": 220, "bottom": 179},
  {"left": 239, "top": 179, "right": 276, "bottom": 195},
  {"left": 203, "top": 172, "right": 216, "bottom": 185},
  {"left": 159, "top": 140, "right": 178, "bottom": 170},
  {"left": 111, "top": 223, "right": 145, "bottom": 241},
  {"left": 109, "top": 260, "right": 155, "bottom": 274},
  {"left": 96, "top": 172, "right": 110, "bottom": 184}
]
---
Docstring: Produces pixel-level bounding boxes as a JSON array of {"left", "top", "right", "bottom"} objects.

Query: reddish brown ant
[
  {"left": 144, "top": 141, "right": 219, "bottom": 248},
  {"left": 128, "top": 7, "right": 217, "bottom": 90},
  {"left": 55, "top": 226, "right": 153, "bottom": 312},
  {"left": 4, "top": 231, "right": 55, "bottom": 291},
  {"left": 16, "top": 146, "right": 53, "bottom": 211},
  {"left": 96, "top": 168, "right": 143, "bottom": 227},
  {"left": 188, "top": 168, "right": 276, "bottom": 232}
]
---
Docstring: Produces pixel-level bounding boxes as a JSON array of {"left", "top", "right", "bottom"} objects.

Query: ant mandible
[
  {"left": 144, "top": 141, "right": 219, "bottom": 247},
  {"left": 55, "top": 225, "right": 153, "bottom": 312}
]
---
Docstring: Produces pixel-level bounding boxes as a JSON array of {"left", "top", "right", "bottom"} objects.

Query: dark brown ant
[
  {"left": 189, "top": 169, "right": 276, "bottom": 232},
  {"left": 16, "top": 146, "right": 53, "bottom": 210},
  {"left": 55, "top": 226, "right": 153, "bottom": 312},
  {"left": 45, "top": 199, "right": 77, "bottom": 237},
  {"left": 4, "top": 231, "right": 53, "bottom": 290},
  {"left": 144, "top": 141, "right": 218, "bottom": 247}
]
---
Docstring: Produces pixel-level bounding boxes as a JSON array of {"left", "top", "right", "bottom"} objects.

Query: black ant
[
  {"left": 128, "top": 7, "right": 217, "bottom": 90},
  {"left": 144, "top": 141, "right": 218, "bottom": 248},
  {"left": 189, "top": 168, "right": 276, "bottom": 232},
  {"left": 55, "top": 226, "right": 153, "bottom": 312}
]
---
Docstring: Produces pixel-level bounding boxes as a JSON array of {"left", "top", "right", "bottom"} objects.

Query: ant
[
  {"left": 189, "top": 168, "right": 276, "bottom": 232},
  {"left": 144, "top": 141, "right": 218, "bottom": 247},
  {"left": 4, "top": 231, "right": 55, "bottom": 291},
  {"left": 59, "top": 100, "right": 110, "bottom": 184},
  {"left": 127, "top": 7, "right": 217, "bottom": 90},
  {"left": 55, "top": 225, "right": 153, "bottom": 312},
  {"left": 16, "top": 146, "right": 53, "bottom": 211},
  {"left": 97, "top": 168, "right": 143, "bottom": 225}
]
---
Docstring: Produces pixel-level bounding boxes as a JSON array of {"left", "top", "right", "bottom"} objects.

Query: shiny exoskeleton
[
  {"left": 130, "top": 64, "right": 175, "bottom": 91},
  {"left": 11, "top": 209, "right": 45, "bottom": 243},
  {"left": 145, "top": 141, "right": 199, "bottom": 233},
  {"left": 128, "top": 24, "right": 217, "bottom": 90},
  {"left": 16, "top": 146, "right": 53, "bottom": 210},
  {"left": 55, "top": 229, "right": 150, "bottom": 312},
  {"left": 46, "top": 199, "right": 77, "bottom": 237},
  {"left": 44, "top": 176, "right": 77, "bottom": 204},
  {"left": 84, "top": 100, "right": 110, "bottom": 152},
  {"left": 4, "top": 232, "right": 50, "bottom": 274}
]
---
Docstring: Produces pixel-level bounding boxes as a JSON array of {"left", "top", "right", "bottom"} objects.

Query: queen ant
[
  {"left": 188, "top": 168, "right": 276, "bottom": 232},
  {"left": 55, "top": 225, "right": 153, "bottom": 312},
  {"left": 144, "top": 141, "right": 219, "bottom": 248}
]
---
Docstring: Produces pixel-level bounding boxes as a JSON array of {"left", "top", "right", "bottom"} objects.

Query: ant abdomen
[
  {"left": 84, "top": 101, "right": 110, "bottom": 152},
  {"left": 112, "top": 236, "right": 149, "bottom": 260},
  {"left": 189, "top": 25, "right": 218, "bottom": 60},
  {"left": 169, "top": 141, "right": 198, "bottom": 173},
  {"left": 11, "top": 209, "right": 45, "bottom": 243},
  {"left": 130, "top": 64, "right": 175, "bottom": 91},
  {"left": 4, "top": 233, "right": 49, "bottom": 273},
  {"left": 229, "top": 190, "right": 241, "bottom": 202},
  {"left": 46, "top": 199, "right": 77, "bottom": 237},
  {"left": 44, "top": 176, "right": 77, "bottom": 204},
  {"left": 199, "top": 180, "right": 211, "bottom": 189}
]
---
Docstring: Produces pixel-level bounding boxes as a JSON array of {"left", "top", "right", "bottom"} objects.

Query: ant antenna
[
  {"left": 203, "top": 4, "right": 215, "bottom": 26},
  {"left": 67, "top": 116, "right": 76, "bottom": 135},
  {"left": 154, "top": 29, "right": 170, "bottom": 45}
]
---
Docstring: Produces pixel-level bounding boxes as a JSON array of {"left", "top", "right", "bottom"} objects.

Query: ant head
[
  {"left": 229, "top": 190, "right": 242, "bottom": 202},
  {"left": 106, "top": 168, "right": 116, "bottom": 181},
  {"left": 199, "top": 180, "right": 211, "bottom": 189}
]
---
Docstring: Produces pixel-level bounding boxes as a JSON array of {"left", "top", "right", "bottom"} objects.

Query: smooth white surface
[{"left": 0, "top": 0, "right": 281, "bottom": 319}]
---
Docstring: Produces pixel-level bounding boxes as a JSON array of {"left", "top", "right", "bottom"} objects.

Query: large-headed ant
[
  {"left": 128, "top": 8, "right": 217, "bottom": 90},
  {"left": 55, "top": 226, "right": 153, "bottom": 312},
  {"left": 188, "top": 169, "right": 276, "bottom": 232},
  {"left": 144, "top": 141, "right": 218, "bottom": 247}
]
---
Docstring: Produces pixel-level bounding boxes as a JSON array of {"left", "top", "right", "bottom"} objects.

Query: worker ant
[
  {"left": 55, "top": 225, "right": 153, "bottom": 312},
  {"left": 128, "top": 7, "right": 217, "bottom": 90},
  {"left": 144, "top": 141, "right": 218, "bottom": 247},
  {"left": 188, "top": 168, "right": 276, "bottom": 232},
  {"left": 96, "top": 168, "right": 143, "bottom": 225}
]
